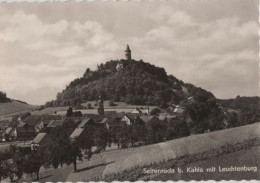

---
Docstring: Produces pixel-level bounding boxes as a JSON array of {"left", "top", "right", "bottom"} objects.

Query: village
[
  {"left": 0, "top": 94, "right": 188, "bottom": 151},
  {"left": 0, "top": 45, "right": 191, "bottom": 152}
]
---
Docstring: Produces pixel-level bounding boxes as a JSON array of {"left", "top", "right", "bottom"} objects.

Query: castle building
[
  {"left": 125, "top": 44, "right": 131, "bottom": 60},
  {"left": 98, "top": 96, "right": 104, "bottom": 115}
]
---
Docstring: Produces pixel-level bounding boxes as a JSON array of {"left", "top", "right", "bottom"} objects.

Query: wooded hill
[{"left": 46, "top": 59, "right": 214, "bottom": 107}]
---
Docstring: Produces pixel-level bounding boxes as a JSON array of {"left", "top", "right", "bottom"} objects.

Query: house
[
  {"left": 131, "top": 108, "right": 142, "bottom": 115},
  {"left": 47, "top": 120, "right": 64, "bottom": 128},
  {"left": 2, "top": 127, "right": 17, "bottom": 142},
  {"left": 140, "top": 115, "right": 158, "bottom": 124},
  {"left": 69, "top": 128, "right": 86, "bottom": 141},
  {"left": 116, "top": 62, "right": 124, "bottom": 70},
  {"left": 121, "top": 114, "right": 133, "bottom": 125},
  {"left": 123, "top": 113, "right": 140, "bottom": 124},
  {"left": 106, "top": 117, "right": 126, "bottom": 131},
  {"left": 22, "top": 115, "right": 61, "bottom": 133},
  {"left": 77, "top": 118, "right": 96, "bottom": 128},
  {"left": 158, "top": 113, "right": 176, "bottom": 120},
  {"left": 0, "top": 125, "right": 8, "bottom": 134},
  {"left": 174, "top": 105, "right": 185, "bottom": 114},
  {"left": 16, "top": 123, "right": 36, "bottom": 140},
  {"left": 35, "top": 119, "right": 51, "bottom": 132},
  {"left": 31, "top": 133, "right": 54, "bottom": 150},
  {"left": 0, "top": 126, "right": 8, "bottom": 141}
]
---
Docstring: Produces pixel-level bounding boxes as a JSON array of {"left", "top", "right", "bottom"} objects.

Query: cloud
[
  {"left": 129, "top": 5, "right": 258, "bottom": 99},
  {"left": 0, "top": 2, "right": 258, "bottom": 105},
  {"left": 0, "top": 11, "right": 68, "bottom": 44}
]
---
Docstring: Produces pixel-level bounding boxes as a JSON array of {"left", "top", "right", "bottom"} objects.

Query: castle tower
[
  {"left": 97, "top": 95, "right": 104, "bottom": 115},
  {"left": 125, "top": 44, "right": 131, "bottom": 60}
]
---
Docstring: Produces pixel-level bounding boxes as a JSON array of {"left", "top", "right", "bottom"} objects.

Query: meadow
[
  {"left": 100, "top": 122, "right": 260, "bottom": 177},
  {"left": 16, "top": 122, "right": 260, "bottom": 182},
  {"left": 0, "top": 101, "right": 36, "bottom": 120}
]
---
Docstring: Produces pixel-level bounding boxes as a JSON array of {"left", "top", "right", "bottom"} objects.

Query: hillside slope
[
  {"left": 0, "top": 100, "right": 36, "bottom": 117},
  {"left": 48, "top": 59, "right": 214, "bottom": 107},
  {"left": 101, "top": 123, "right": 260, "bottom": 176}
]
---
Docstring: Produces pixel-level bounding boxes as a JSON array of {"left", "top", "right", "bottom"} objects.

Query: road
[{"left": 0, "top": 140, "right": 31, "bottom": 151}]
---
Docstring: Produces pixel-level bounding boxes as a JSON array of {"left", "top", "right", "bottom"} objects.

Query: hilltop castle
[
  {"left": 125, "top": 44, "right": 131, "bottom": 60},
  {"left": 116, "top": 45, "right": 132, "bottom": 71}
]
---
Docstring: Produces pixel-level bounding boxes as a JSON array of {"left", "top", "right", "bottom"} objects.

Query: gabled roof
[
  {"left": 17, "top": 123, "right": 26, "bottom": 128},
  {"left": 106, "top": 117, "right": 125, "bottom": 127},
  {"left": 32, "top": 133, "right": 47, "bottom": 144},
  {"left": 124, "top": 113, "right": 139, "bottom": 121},
  {"left": 4, "top": 127, "right": 13, "bottom": 135},
  {"left": 86, "top": 115, "right": 106, "bottom": 123},
  {"left": 32, "top": 133, "right": 53, "bottom": 147},
  {"left": 23, "top": 116, "right": 41, "bottom": 126},
  {"left": 41, "top": 120, "right": 51, "bottom": 125},
  {"left": 16, "top": 124, "right": 35, "bottom": 133},
  {"left": 47, "top": 120, "right": 64, "bottom": 128},
  {"left": 70, "top": 128, "right": 85, "bottom": 139},
  {"left": 24, "top": 115, "right": 62, "bottom": 126},
  {"left": 78, "top": 118, "right": 93, "bottom": 128},
  {"left": 99, "top": 118, "right": 108, "bottom": 124}
]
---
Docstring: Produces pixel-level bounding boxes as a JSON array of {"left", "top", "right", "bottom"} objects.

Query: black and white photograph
[{"left": 0, "top": 0, "right": 259, "bottom": 182}]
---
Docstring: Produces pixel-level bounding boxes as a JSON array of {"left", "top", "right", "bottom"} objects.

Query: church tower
[
  {"left": 97, "top": 95, "right": 104, "bottom": 115},
  {"left": 125, "top": 44, "right": 131, "bottom": 60}
]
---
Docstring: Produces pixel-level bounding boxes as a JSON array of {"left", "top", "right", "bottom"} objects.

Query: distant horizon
[
  {"left": 3, "top": 57, "right": 260, "bottom": 106},
  {"left": 0, "top": 0, "right": 258, "bottom": 105}
]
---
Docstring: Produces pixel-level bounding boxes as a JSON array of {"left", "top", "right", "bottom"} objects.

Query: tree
[
  {"left": 166, "top": 119, "right": 190, "bottom": 140},
  {"left": 65, "top": 140, "right": 83, "bottom": 171},
  {"left": 49, "top": 139, "right": 69, "bottom": 168},
  {"left": 22, "top": 152, "right": 42, "bottom": 180},
  {"left": 73, "top": 111, "right": 83, "bottom": 117},
  {"left": 150, "top": 108, "right": 161, "bottom": 116},
  {"left": 1, "top": 160, "right": 18, "bottom": 182},
  {"left": 66, "top": 107, "right": 73, "bottom": 117},
  {"left": 20, "top": 112, "right": 31, "bottom": 120},
  {"left": 21, "top": 148, "right": 51, "bottom": 180}
]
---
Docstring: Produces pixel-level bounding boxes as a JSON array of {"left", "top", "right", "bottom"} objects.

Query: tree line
[{"left": 0, "top": 91, "right": 11, "bottom": 103}]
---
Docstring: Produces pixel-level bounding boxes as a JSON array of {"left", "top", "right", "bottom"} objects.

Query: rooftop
[
  {"left": 78, "top": 118, "right": 92, "bottom": 128},
  {"left": 70, "top": 128, "right": 85, "bottom": 139},
  {"left": 47, "top": 120, "right": 64, "bottom": 128},
  {"left": 32, "top": 133, "right": 47, "bottom": 144}
]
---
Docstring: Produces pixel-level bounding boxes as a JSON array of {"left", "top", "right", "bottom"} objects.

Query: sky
[{"left": 0, "top": 0, "right": 258, "bottom": 105}]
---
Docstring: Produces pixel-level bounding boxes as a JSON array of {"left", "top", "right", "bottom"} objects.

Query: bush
[
  {"left": 166, "top": 119, "right": 190, "bottom": 140},
  {"left": 150, "top": 108, "right": 161, "bottom": 116}
]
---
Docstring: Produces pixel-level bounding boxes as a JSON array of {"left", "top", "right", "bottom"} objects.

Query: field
[
  {"left": 19, "top": 122, "right": 259, "bottom": 182},
  {"left": 153, "top": 146, "right": 260, "bottom": 181},
  {"left": 100, "top": 123, "right": 260, "bottom": 177},
  {"left": 0, "top": 101, "right": 36, "bottom": 120},
  {"left": 31, "top": 101, "right": 157, "bottom": 116}
]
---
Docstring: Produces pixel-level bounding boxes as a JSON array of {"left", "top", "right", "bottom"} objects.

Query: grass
[
  {"left": 0, "top": 101, "right": 36, "bottom": 118},
  {"left": 153, "top": 145, "right": 260, "bottom": 181},
  {"left": 11, "top": 123, "right": 260, "bottom": 182},
  {"left": 31, "top": 106, "right": 68, "bottom": 115},
  {"left": 103, "top": 137, "right": 260, "bottom": 181},
  {"left": 31, "top": 101, "right": 157, "bottom": 116},
  {"left": 101, "top": 123, "right": 260, "bottom": 177}
]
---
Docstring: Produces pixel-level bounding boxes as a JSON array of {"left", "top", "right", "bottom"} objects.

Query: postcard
[{"left": 0, "top": 0, "right": 259, "bottom": 182}]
